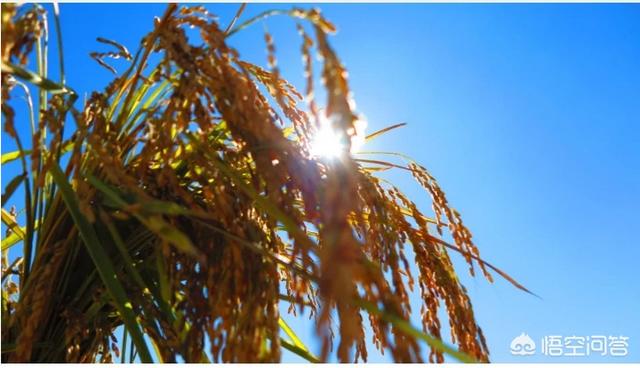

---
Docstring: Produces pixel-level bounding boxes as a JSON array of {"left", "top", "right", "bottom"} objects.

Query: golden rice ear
[
  {"left": 314, "top": 26, "right": 358, "bottom": 145},
  {"left": 1, "top": 4, "right": 45, "bottom": 66},
  {"left": 297, "top": 23, "right": 319, "bottom": 129},
  {"left": 90, "top": 37, "right": 133, "bottom": 75},
  {"left": 1, "top": 3, "right": 533, "bottom": 364}
]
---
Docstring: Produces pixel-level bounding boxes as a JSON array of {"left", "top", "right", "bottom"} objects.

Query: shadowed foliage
[{"left": 1, "top": 3, "right": 530, "bottom": 363}]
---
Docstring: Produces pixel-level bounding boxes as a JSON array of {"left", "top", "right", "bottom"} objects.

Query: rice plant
[{"left": 1, "top": 3, "right": 531, "bottom": 363}]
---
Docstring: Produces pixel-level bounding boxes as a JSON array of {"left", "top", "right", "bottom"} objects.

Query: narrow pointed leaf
[
  {"left": 1, "top": 208, "right": 25, "bottom": 240},
  {"left": 48, "top": 163, "right": 153, "bottom": 363},
  {"left": 2, "top": 173, "right": 26, "bottom": 204},
  {"left": 365, "top": 122, "right": 407, "bottom": 142}
]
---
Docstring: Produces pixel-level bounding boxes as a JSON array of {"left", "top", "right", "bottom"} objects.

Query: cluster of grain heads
[{"left": 1, "top": 3, "right": 532, "bottom": 363}]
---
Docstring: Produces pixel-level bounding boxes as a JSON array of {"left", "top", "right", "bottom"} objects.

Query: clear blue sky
[{"left": 2, "top": 3, "right": 639, "bottom": 363}]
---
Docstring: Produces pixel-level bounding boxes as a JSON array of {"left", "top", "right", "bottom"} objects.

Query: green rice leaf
[
  {"left": 280, "top": 339, "right": 320, "bottom": 363},
  {"left": 1, "top": 61, "right": 76, "bottom": 96},
  {"left": 48, "top": 163, "right": 153, "bottom": 363},
  {"left": 2, "top": 140, "right": 74, "bottom": 165},
  {"left": 2, "top": 173, "right": 26, "bottom": 203},
  {"left": 2, "top": 229, "right": 23, "bottom": 251},
  {"left": 146, "top": 215, "right": 201, "bottom": 258},
  {"left": 278, "top": 317, "right": 317, "bottom": 361},
  {"left": 87, "top": 174, "right": 203, "bottom": 260},
  {"left": 365, "top": 122, "right": 407, "bottom": 142},
  {"left": 1, "top": 151, "right": 24, "bottom": 165},
  {"left": 1, "top": 208, "right": 25, "bottom": 241}
]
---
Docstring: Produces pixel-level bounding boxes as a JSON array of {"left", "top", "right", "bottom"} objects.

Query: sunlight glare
[
  {"left": 310, "top": 124, "right": 346, "bottom": 159},
  {"left": 310, "top": 114, "right": 367, "bottom": 160}
]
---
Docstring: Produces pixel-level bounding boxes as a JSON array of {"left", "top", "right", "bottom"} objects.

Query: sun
[
  {"left": 310, "top": 124, "right": 347, "bottom": 159},
  {"left": 309, "top": 115, "right": 367, "bottom": 160}
]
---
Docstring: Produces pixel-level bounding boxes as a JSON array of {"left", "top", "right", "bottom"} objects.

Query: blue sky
[{"left": 2, "top": 3, "right": 639, "bottom": 363}]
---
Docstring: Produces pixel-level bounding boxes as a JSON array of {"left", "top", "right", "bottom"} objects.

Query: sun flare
[
  {"left": 310, "top": 115, "right": 367, "bottom": 159},
  {"left": 310, "top": 125, "right": 346, "bottom": 159}
]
